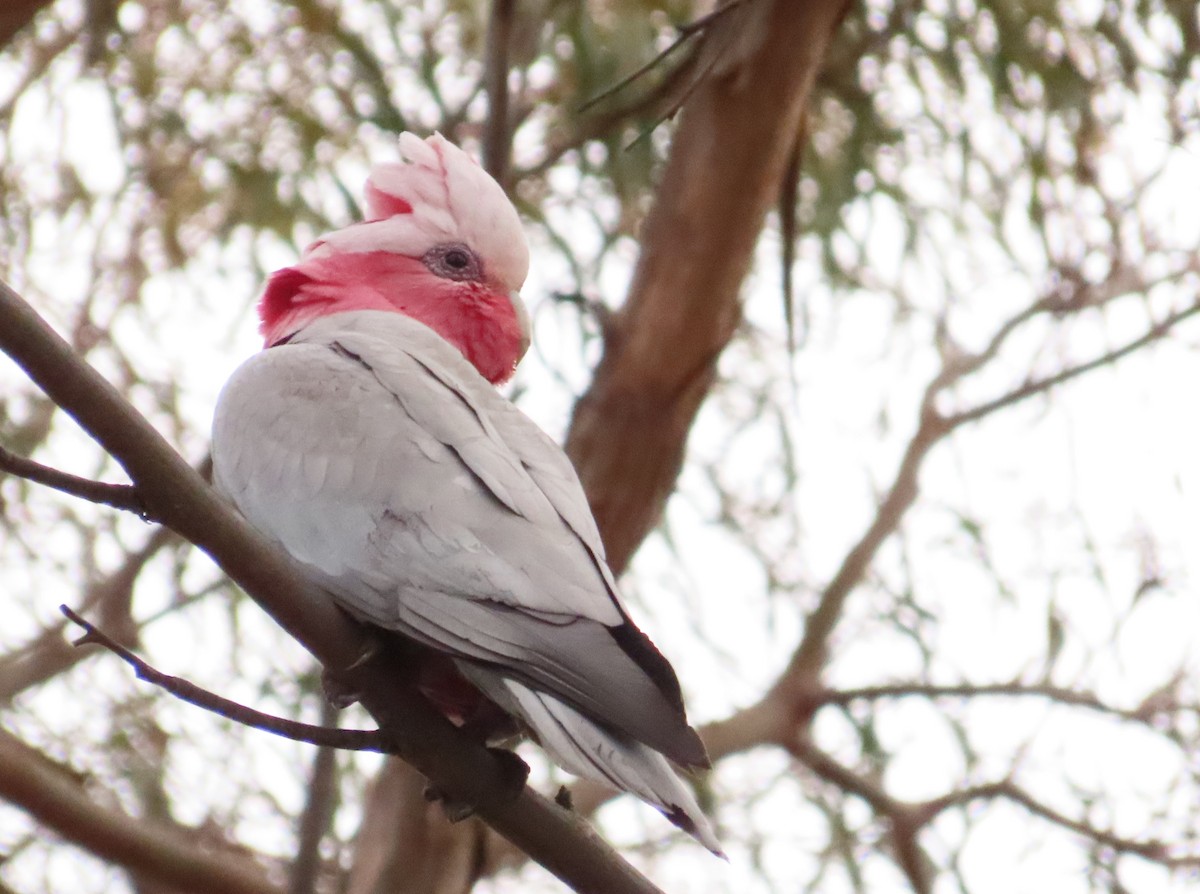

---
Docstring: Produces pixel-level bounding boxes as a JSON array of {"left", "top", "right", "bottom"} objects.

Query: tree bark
[
  {"left": 0, "top": 0, "right": 54, "bottom": 50},
  {"left": 566, "top": 0, "right": 849, "bottom": 572}
]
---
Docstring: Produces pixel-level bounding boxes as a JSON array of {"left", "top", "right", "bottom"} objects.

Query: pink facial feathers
[{"left": 257, "top": 133, "right": 531, "bottom": 384}]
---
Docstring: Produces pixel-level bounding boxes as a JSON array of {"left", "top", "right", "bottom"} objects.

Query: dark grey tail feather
[
  {"left": 609, "top": 619, "right": 710, "bottom": 769},
  {"left": 459, "top": 664, "right": 723, "bottom": 855}
]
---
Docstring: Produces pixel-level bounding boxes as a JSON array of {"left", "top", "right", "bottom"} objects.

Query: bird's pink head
[{"left": 258, "top": 133, "right": 531, "bottom": 384}]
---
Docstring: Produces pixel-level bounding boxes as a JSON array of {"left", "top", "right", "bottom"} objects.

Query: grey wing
[
  {"left": 397, "top": 325, "right": 701, "bottom": 752},
  {"left": 213, "top": 315, "right": 705, "bottom": 766}
]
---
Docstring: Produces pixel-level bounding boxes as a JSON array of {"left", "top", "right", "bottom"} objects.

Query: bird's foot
[
  {"left": 423, "top": 785, "right": 476, "bottom": 823},
  {"left": 321, "top": 669, "right": 361, "bottom": 709},
  {"left": 459, "top": 702, "right": 521, "bottom": 747},
  {"left": 422, "top": 748, "right": 529, "bottom": 823},
  {"left": 321, "top": 638, "right": 383, "bottom": 708},
  {"left": 489, "top": 747, "right": 530, "bottom": 800}
]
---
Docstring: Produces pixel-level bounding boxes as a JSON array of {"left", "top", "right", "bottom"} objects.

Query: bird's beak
[{"left": 511, "top": 290, "right": 531, "bottom": 361}]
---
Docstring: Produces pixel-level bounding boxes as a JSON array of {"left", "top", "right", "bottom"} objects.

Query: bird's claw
[
  {"left": 321, "top": 639, "right": 383, "bottom": 708},
  {"left": 423, "top": 785, "right": 476, "bottom": 823},
  {"left": 422, "top": 748, "right": 529, "bottom": 823},
  {"left": 554, "top": 785, "right": 573, "bottom": 810},
  {"left": 321, "top": 668, "right": 362, "bottom": 709}
]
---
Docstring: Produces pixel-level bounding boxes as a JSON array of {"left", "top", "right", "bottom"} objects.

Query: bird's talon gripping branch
[
  {"left": 344, "top": 636, "right": 382, "bottom": 671},
  {"left": 421, "top": 785, "right": 478, "bottom": 823},
  {"left": 422, "top": 747, "right": 528, "bottom": 822},
  {"left": 487, "top": 747, "right": 531, "bottom": 801},
  {"left": 321, "top": 633, "right": 390, "bottom": 707},
  {"left": 321, "top": 668, "right": 364, "bottom": 710}
]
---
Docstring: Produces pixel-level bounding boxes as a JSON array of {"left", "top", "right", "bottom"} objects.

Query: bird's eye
[
  {"left": 444, "top": 249, "right": 471, "bottom": 270},
  {"left": 423, "top": 243, "right": 481, "bottom": 282}
]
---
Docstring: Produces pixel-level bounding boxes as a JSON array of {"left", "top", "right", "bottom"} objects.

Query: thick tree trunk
[
  {"left": 0, "top": 0, "right": 54, "bottom": 49},
  {"left": 565, "top": 0, "right": 849, "bottom": 573}
]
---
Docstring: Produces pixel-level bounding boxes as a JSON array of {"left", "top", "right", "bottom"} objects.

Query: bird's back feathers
[{"left": 214, "top": 312, "right": 715, "bottom": 843}]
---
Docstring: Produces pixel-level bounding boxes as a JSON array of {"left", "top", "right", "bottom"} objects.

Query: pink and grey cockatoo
[{"left": 211, "top": 132, "right": 720, "bottom": 853}]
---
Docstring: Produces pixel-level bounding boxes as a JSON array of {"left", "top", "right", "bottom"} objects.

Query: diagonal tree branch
[
  {"left": 0, "top": 280, "right": 668, "bottom": 894},
  {"left": 0, "top": 726, "right": 279, "bottom": 894},
  {"left": 0, "top": 444, "right": 148, "bottom": 516}
]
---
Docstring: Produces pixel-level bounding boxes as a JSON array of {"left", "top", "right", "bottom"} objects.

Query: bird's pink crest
[
  {"left": 363, "top": 183, "right": 413, "bottom": 219},
  {"left": 257, "top": 133, "right": 530, "bottom": 381},
  {"left": 348, "top": 133, "right": 529, "bottom": 291}
]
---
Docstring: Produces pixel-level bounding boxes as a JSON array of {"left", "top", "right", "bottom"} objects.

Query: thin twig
[
  {"left": 790, "top": 737, "right": 931, "bottom": 893},
  {"left": 919, "top": 781, "right": 1200, "bottom": 867},
  {"left": 824, "top": 680, "right": 1189, "bottom": 725},
  {"left": 577, "top": 33, "right": 693, "bottom": 114},
  {"left": 60, "top": 605, "right": 389, "bottom": 753},
  {"left": 518, "top": 55, "right": 697, "bottom": 180},
  {"left": 578, "top": 0, "right": 746, "bottom": 113},
  {"left": 624, "top": 14, "right": 744, "bottom": 150},
  {"left": 0, "top": 444, "right": 149, "bottom": 517},
  {"left": 945, "top": 301, "right": 1200, "bottom": 428}
]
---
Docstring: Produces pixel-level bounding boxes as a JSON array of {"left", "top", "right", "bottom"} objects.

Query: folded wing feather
[{"left": 212, "top": 310, "right": 707, "bottom": 769}]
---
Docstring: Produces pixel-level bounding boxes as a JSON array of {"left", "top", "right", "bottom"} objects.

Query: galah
[{"left": 211, "top": 132, "right": 720, "bottom": 853}]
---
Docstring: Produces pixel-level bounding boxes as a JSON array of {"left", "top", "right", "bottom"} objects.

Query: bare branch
[
  {"left": 789, "top": 737, "right": 931, "bottom": 894},
  {"left": 825, "top": 680, "right": 1191, "bottom": 726},
  {"left": 0, "top": 727, "right": 278, "bottom": 894},
  {"left": 0, "top": 443, "right": 148, "bottom": 517},
  {"left": 944, "top": 300, "right": 1200, "bottom": 428},
  {"left": 778, "top": 290, "right": 1200, "bottom": 704},
  {"left": 61, "top": 606, "right": 388, "bottom": 753},
  {"left": 919, "top": 781, "right": 1200, "bottom": 868},
  {"left": 783, "top": 405, "right": 950, "bottom": 682}
]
